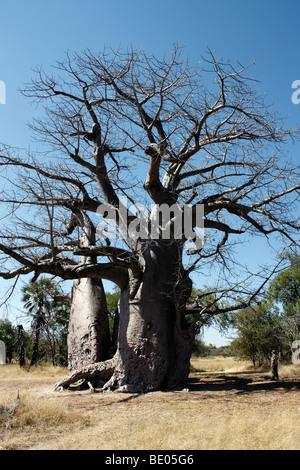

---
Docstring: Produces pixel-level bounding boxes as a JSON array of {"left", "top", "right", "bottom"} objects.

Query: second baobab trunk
[
  {"left": 66, "top": 210, "right": 111, "bottom": 374},
  {"left": 68, "top": 277, "right": 111, "bottom": 372}
]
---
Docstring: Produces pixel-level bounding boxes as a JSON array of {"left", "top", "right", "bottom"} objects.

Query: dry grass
[
  {"left": 0, "top": 363, "right": 67, "bottom": 381},
  {"left": 0, "top": 365, "right": 89, "bottom": 450},
  {"left": 190, "top": 355, "right": 253, "bottom": 372},
  {"left": 0, "top": 359, "right": 300, "bottom": 450}
]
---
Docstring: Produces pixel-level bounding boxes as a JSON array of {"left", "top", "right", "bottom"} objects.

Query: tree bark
[
  {"left": 17, "top": 325, "right": 25, "bottom": 367},
  {"left": 104, "top": 285, "right": 194, "bottom": 392},
  {"left": 66, "top": 210, "right": 111, "bottom": 377},
  {"left": 30, "top": 307, "right": 43, "bottom": 366},
  {"left": 67, "top": 277, "right": 111, "bottom": 372},
  {"left": 104, "top": 242, "right": 194, "bottom": 392},
  {"left": 56, "top": 240, "right": 194, "bottom": 392}
]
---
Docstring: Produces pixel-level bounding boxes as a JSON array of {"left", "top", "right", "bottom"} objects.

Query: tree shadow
[{"left": 188, "top": 372, "right": 300, "bottom": 395}]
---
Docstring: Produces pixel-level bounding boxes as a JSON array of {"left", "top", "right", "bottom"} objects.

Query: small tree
[
  {"left": 229, "top": 305, "right": 283, "bottom": 366},
  {"left": 105, "top": 287, "right": 120, "bottom": 353},
  {"left": 43, "top": 301, "right": 69, "bottom": 366},
  {"left": 21, "top": 277, "right": 69, "bottom": 365},
  {"left": 266, "top": 253, "right": 300, "bottom": 357},
  {"left": 267, "top": 253, "right": 300, "bottom": 315}
]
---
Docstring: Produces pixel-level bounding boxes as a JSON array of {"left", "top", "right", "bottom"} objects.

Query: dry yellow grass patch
[
  {"left": 0, "top": 392, "right": 90, "bottom": 450},
  {"left": 0, "top": 364, "right": 86, "bottom": 449},
  {"left": 190, "top": 355, "right": 252, "bottom": 372},
  {"left": 0, "top": 363, "right": 67, "bottom": 382},
  {"left": 0, "top": 360, "right": 300, "bottom": 450},
  {"left": 13, "top": 387, "right": 298, "bottom": 451}
]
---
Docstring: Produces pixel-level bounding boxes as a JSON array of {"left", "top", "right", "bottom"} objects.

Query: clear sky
[{"left": 0, "top": 0, "right": 299, "bottom": 345}]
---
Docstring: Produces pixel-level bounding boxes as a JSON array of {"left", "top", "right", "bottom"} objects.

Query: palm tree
[{"left": 22, "top": 277, "right": 59, "bottom": 365}]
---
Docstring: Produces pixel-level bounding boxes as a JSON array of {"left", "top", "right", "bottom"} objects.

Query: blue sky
[{"left": 0, "top": 0, "right": 299, "bottom": 345}]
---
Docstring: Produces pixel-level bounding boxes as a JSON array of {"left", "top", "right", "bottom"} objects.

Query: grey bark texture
[
  {"left": 66, "top": 210, "right": 111, "bottom": 374},
  {"left": 56, "top": 240, "right": 194, "bottom": 392},
  {"left": 68, "top": 277, "right": 110, "bottom": 371}
]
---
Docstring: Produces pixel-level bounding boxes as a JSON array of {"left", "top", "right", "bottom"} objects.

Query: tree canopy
[
  {"left": 0, "top": 47, "right": 298, "bottom": 289},
  {"left": 22, "top": 277, "right": 69, "bottom": 365},
  {"left": 0, "top": 46, "right": 299, "bottom": 391},
  {"left": 230, "top": 253, "right": 300, "bottom": 364},
  {"left": 267, "top": 253, "right": 300, "bottom": 314}
]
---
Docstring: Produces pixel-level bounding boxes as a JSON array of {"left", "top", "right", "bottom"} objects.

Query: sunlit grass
[
  {"left": 190, "top": 355, "right": 253, "bottom": 372},
  {"left": 0, "top": 359, "right": 300, "bottom": 450},
  {"left": 0, "top": 363, "right": 67, "bottom": 381}
]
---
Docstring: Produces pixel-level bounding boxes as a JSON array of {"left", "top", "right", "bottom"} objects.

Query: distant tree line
[
  {"left": 192, "top": 252, "right": 300, "bottom": 366},
  {"left": 0, "top": 278, "right": 121, "bottom": 367},
  {"left": 0, "top": 278, "right": 70, "bottom": 366},
  {"left": 228, "top": 253, "right": 300, "bottom": 366},
  {"left": 0, "top": 315, "right": 69, "bottom": 367}
]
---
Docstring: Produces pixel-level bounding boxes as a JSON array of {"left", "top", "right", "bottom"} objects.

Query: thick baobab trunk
[
  {"left": 104, "top": 291, "right": 193, "bottom": 392},
  {"left": 55, "top": 241, "right": 194, "bottom": 393},
  {"left": 66, "top": 210, "right": 111, "bottom": 375},
  {"left": 104, "top": 242, "right": 194, "bottom": 392},
  {"left": 67, "top": 277, "right": 111, "bottom": 371}
]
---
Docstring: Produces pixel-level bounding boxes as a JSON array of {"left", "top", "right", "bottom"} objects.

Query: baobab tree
[{"left": 0, "top": 46, "right": 299, "bottom": 392}]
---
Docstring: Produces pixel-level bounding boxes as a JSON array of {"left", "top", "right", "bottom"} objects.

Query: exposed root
[{"left": 54, "top": 357, "right": 116, "bottom": 391}]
